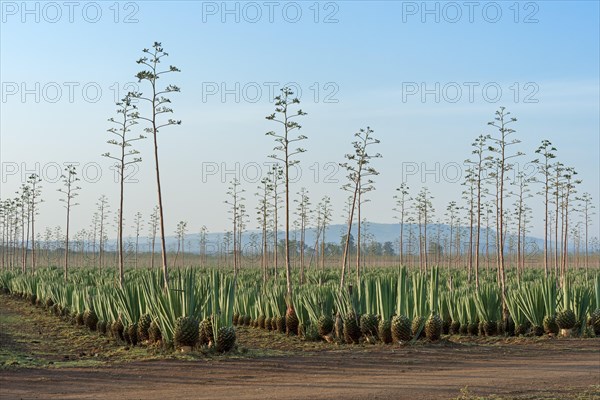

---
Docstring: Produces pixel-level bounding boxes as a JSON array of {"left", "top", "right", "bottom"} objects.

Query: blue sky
[{"left": 1, "top": 1, "right": 599, "bottom": 241}]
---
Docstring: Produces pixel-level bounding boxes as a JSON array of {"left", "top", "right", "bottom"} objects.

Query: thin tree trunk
[
  {"left": 118, "top": 144, "right": 125, "bottom": 288},
  {"left": 284, "top": 151, "right": 292, "bottom": 297},
  {"left": 153, "top": 123, "right": 169, "bottom": 289},
  {"left": 543, "top": 167, "right": 549, "bottom": 276},
  {"left": 99, "top": 205, "right": 105, "bottom": 271},
  {"left": 340, "top": 184, "right": 358, "bottom": 290},
  {"left": 31, "top": 190, "right": 36, "bottom": 272},
  {"left": 151, "top": 234, "right": 156, "bottom": 270},
  {"left": 21, "top": 204, "right": 25, "bottom": 274},
  {"left": 321, "top": 234, "right": 325, "bottom": 271},
  {"left": 300, "top": 214, "right": 305, "bottom": 285},
  {"left": 263, "top": 215, "right": 268, "bottom": 282},
  {"left": 233, "top": 193, "right": 237, "bottom": 273},
  {"left": 356, "top": 191, "right": 361, "bottom": 283},
  {"left": 585, "top": 206, "right": 589, "bottom": 273},
  {"left": 475, "top": 166, "right": 482, "bottom": 289},
  {"left": 64, "top": 200, "right": 71, "bottom": 282},
  {"left": 468, "top": 187, "right": 473, "bottom": 283},
  {"left": 498, "top": 144, "right": 508, "bottom": 322},
  {"left": 424, "top": 206, "right": 428, "bottom": 274},
  {"left": 554, "top": 169, "right": 560, "bottom": 276},
  {"left": 274, "top": 195, "right": 278, "bottom": 277},
  {"left": 399, "top": 218, "right": 404, "bottom": 266},
  {"left": 561, "top": 187, "right": 571, "bottom": 276}
]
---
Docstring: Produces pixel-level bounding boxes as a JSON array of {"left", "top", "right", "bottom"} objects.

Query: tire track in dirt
[{"left": 1, "top": 295, "right": 599, "bottom": 399}]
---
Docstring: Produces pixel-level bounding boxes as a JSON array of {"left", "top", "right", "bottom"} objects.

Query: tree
[
  {"left": 57, "top": 165, "right": 81, "bottom": 281},
  {"left": 113, "top": 210, "right": 122, "bottom": 266},
  {"left": 95, "top": 195, "right": 111, "bottom": 271},
  {"left": 89, "top": 211, "right": 99, "bottom": 268},
  {"left": 393, "top": 183, "right": 410, "bottom": 266},
  {"left": 54, "top": 226, "right": 63, "bottom": 263},
  {"left": 312, "top": 196, "right": 332, "bottom": 271},
  {"left": 256, "top": 177, "right": 271, "bottom": 281},
  {"left": 0, "top": 203, "right": 6, "bottom": 269},
  {"left": 26, "top": 174, "right": 42, "bottom": 272},
  {"left": 462, "top": 167, "right": 475, "bottom": 283},
  {"left": 444, "top": 201, "right": 459, "bottom": 272},
  {"left": 339, "top": 127, "right": 381, "bottom": 288},
  {"left": 103, "top": 96, "right": 143, "bottom": 287},
  {"left": 487, "top": 107, "right": 522, "bottom": 322},
  {"left": 383, "top": 241, "right": 395, "bottom": 257},
  {"left": 577, "top": 193, "right": 595, "bottom": 272},
  {"left": 295, "top": 187, "right": 310, "bottom": 284},
  {"left": 148, "top": 206, "right": 159, "bottom": 269},
  {"left": 560, "top": 167, "right": 581, "bottom": 278},
  {"left": 199, "top": 225, "right": 208, "bottom": 267},
  {"left": 5, "top": 199, "right": 16, "bottom": 269},
  {"left": 340, "top": 233, "right": 356, "bottom": 255},
  {"left": 225, "top": 179, "right": 244, "bottom": 274},
  {"left": 534, "top": 140, "right": 557, "bottom": 276},
  {"left": 237, "top": 202, "right": 248, "bottom": 270},
  {"left": 17, "top": 184, "right": 30, "bottom": 273},
  {"left": 222, "top": 231, "right": 232, "bottom": 266},
  {"left": 520, "top": 203, "right": 533, "bottom": 271},
  {"left": 173, "top": 220, "right": 187, "bottom": 268},
  {"left": 132, "top": 211, "right": 143, "bottom": 269},
  {"left": 511, "top": 171, "right": 534, "bottom": 277},
  {"left": 415, "top": 187, "right": 434, "bottom": 273},
  {"left": 74, "top": 229, "right": 86, "bottom": 265},
  {"left": 356, "top": 181, "right": 377, "bottom": 279},
  {"left": 132, "top": 41, "right": 181, "bottom": 290},
  {"left": 265, "top": 87, "right": 307, "bottom": 299},
  {"left": 551, "top": 161, "right": 564, "bottom": 275},
  {"left": 466, "top": 134, "right": 491, "bottom": 288},
  {"left": 42, "top": 227, "right": 52, "bottom": 269},
  {"left": 267, "top": 165, "right": 284, "bottom": 276},
  {"left": 483, "top": 203, "right": 494, "bottom": 271}
]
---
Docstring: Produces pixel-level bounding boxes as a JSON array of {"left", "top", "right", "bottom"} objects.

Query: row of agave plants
[
  {"left": 1, "top": 267, "right": 599, "bottom": 351},
  {"left": 232, "top": 267, "right": 600, "bottom": 343},
  {"left": 0, "top": 268, "right": 237, "bottom": 352}
]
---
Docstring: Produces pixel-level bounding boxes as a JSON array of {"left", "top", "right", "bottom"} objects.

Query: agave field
[
  {"left": 1, "top": 266, "right": 598, "bottom": 354},
  {"left": 2, "top": 1, "right": 599, "bottom": 397}
]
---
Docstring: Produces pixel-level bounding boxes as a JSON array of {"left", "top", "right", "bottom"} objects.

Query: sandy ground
[{"left": 1, "top": 295, "right": 599, "bottom": 400}]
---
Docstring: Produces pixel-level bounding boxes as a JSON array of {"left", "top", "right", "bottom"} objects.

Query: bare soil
[{"left": 1, "top": 295, "right": 599, "bottom": 400}]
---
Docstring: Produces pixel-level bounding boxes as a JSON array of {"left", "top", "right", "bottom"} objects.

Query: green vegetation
[{"left": 1, "top": 266, "right": 597, "bottom": 356}]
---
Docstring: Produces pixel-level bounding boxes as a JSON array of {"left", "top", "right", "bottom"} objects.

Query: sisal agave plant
[
  {"left": 334, "top": 287, "right": 360, "bottom": 344},
  {"left": 571, "top": 286, "right": 592, "bottom": 336},
  {"left": 210, "top": 270, "right": 237, "bottom": 352},
  {"left": 411, "top": 272, "right": 428, "bottom": 340},
  {"left": 298, "top": 285, "right": 335, "bottom": 339},
  {"left": 141, "top": 268, "right": 204, "bottom": 345},
  {"left": 516, "top": 283, "right": 546, "bottom": 336},
  {"left": 357, "top": 277, "right": 379, "bottom": 340},
  {"left": 375, "top": 276, "right": 395, "bottom": 343},
  {"left": 391, "top": 267, "right": 412, "bottom": 343},
  {"left": 474, "top": 285, "right": 501, "bottom": 336},
  {"left": 394, "top": 267, "right": 411, "bottom": 320},
  {"left": 556, "top": 277, "right": 577, "bottom": 332},
  {"left": 266, "top": 286, "right": 287, "bottom": 333},
  {"left": 541, "top": 275, "right": 559, "bottom": 335},
  {"left": 292, "top": 288, "right": 320, "bottom": 341},
  {"left": 506, "top": 291, "right": 528, "bottom": 336},
  {"left": 445, "top": 290, "right": 461, "bottom": 335},
  {"left": 424, "top": 267, "right": 442, "bottom": 341},
  {"left": 464, "top": 296, "right": 479, "bottom": 336}
]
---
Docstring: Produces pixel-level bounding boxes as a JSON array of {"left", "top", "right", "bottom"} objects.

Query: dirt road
[{"left": 1, "top": 295, "right": 599, "bottom": 399}]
